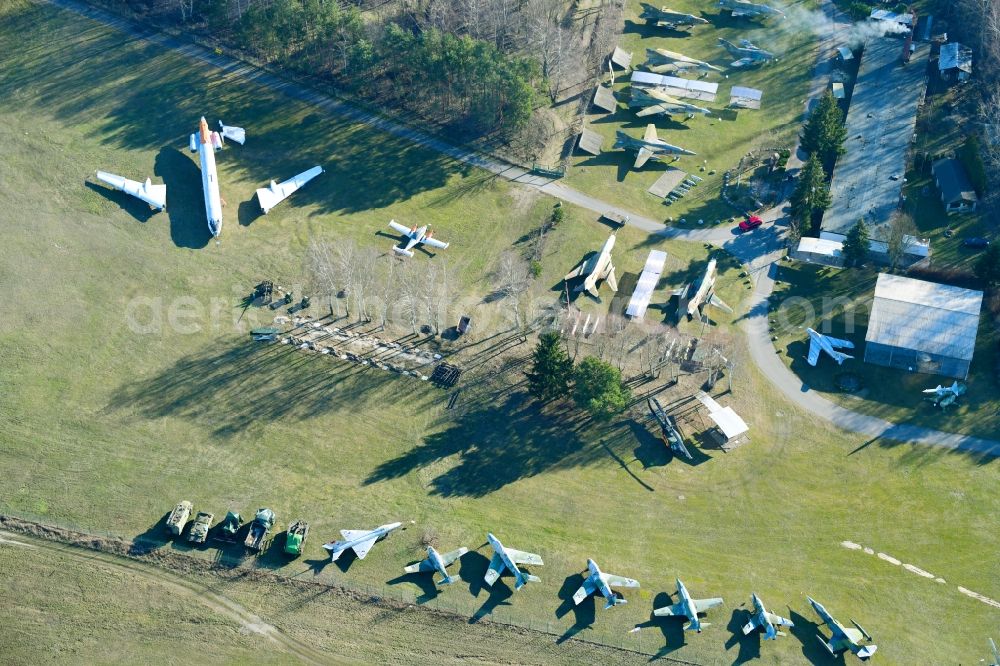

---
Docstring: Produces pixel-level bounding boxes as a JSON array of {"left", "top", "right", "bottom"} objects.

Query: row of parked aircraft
[{"left": 321, "top": 521, "right": 877, "bottom": 659}]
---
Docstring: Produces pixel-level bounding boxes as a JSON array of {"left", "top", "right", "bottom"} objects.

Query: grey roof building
[
  {"left": 864, "top": 273, "right": 983, "bottom": 379},
  {"left": 938, "top": 42, "right": 972, "bottom": 82},
  {"left": 931, "top": 158, "right": 978, "bottom": 213}
]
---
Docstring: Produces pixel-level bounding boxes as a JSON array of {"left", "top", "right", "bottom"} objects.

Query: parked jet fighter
[
  {"left": 322, "top": 522, "right": 407, "bottom": 562},
  {"left": 630, "top": 87, "right": 712, "bottom": 118},
  {"left": 564, "top": 233, "right": 618, "bottom": 297},
  {"left": 742, "top": 593, "right": 794, "bottom": 640},
  {"left": 639, "top": 4, "right": 709, "bottom": 29},
  {"left": 188, "top": 117, "right": 245, "bottom": 238},
  {"left": 807, "top": 597, "right": 877, "bottom": 660},
  {"left": 645, "top": 48, "right": 723, "bottom": 75},
  {"left": 614, "top": 124, "right": 696, "bottom": 169},
  {"left": 572, "top": 559, "right": 640, "bottom": 609},
  {"left": 922, "top": 381, "right": 967, "bottom": 409},
  {"left": 403, "top": 545, "right": 468, "bottom": 586},
  {"left": 718, "top": 0, "right": 785, "bottom": 19},
  {"left": 647, "top": 397, "right": 693, "bottom": 460},
  {"left": 653, "top": 578, "right": 723, "bottom": 632},
  {"left": 256, "top": 166, "right": 323, "bottom": 214},
  {"left": 483, "top": 532, "right": 543, "bottom": 591},
  {"left": 806, "top": 328, "right": 855, "bottom": 366},
  {"left": 387, "top": 220, "right": 450, "bottom": 258},
  {"left": 95, "top": 171, "right": 166, "bottom": 211},
  {"left": 719, "top": 38, "right": 776, "bottom": 68},
  {"left": 675, "top": 258, "right": 732, "bottom": 320}
]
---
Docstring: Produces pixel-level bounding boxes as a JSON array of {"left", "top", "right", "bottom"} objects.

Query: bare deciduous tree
[{"left": 493, "top": 251, "right": 531, "bottom": 331}]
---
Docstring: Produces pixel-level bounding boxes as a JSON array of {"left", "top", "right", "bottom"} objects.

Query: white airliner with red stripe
[{"left": 188, "top": 117, "right": 244, "bottom": 238}]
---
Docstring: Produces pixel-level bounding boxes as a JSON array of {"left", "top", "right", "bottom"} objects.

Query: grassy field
[
  {"left": 565, "top": 0, "right": 818, "bottom": 222},
  {"left": 769, "top": 261, "right": 1000, "bottom": 439},
  {"left": 2, "top": 2, "right": 999, "bottom": 664}
]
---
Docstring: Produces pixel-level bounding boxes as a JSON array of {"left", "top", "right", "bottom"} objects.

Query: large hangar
[{"left": 864, "top": 274, "right": 983, "bottom": 379}]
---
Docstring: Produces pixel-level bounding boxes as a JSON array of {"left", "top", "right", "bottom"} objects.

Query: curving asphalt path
[{"left": 43, "top": 0, "right": 998, "bottom": 456}]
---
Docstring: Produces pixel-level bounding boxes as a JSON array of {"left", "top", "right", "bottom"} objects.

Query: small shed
[
  {"left": 938, "top": 42, "right": 972, "bottom": 82},
  {"left": 695, "top": 391, "right": 749, "bottom": 450},
  {"left": 592, "top": 85, "right": 617, "bottom": 113},
  {"left": 577, "top": 127, "right": 604, "bottom": 156},
  {"left": 864, "top": 273, "right": 983, "bottom": 379},
  {"left": 931, "top": 158, "right": 978, "bottom": 214},
  {"left": 792, "top": 237, "right": 845, "bottom": 267},
  {"left": 837, "top": 46, "right": 854, "bottom": 62},
  {"left": 870, "top": 9, "right": 913, "bottom": 29},
  {"left": 729, "top": 86, "right": 762, "bottom": 109},
  {"left": 610, "top": 46, "right": 633, "bottom": 72},
  {"left": 830, "top": 81, "right": 845, "bottom": 99}
]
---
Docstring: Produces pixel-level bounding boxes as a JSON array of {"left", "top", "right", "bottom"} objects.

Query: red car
[{"left": 739, "top": 215, "right": 763, "bottom": 232}]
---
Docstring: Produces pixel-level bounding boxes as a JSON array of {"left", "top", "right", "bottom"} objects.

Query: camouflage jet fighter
[
  {"left": 484, "top": 532, "right": 543, "bottom": 591},
  {"left": 564, "top": 233, "right": 618, "bottom": 297},
  {"left": 572, "top": 559, "right": 640, "bottom": 609},
  {"left": 719, "top": 38, "right": 776, "bottom": 68},
  {"left": 615, "top": 124, "right": 696, "bottom": 169},
  {"left": 403, "top": 545, "right": 469, "bottom": 586},
  {"left": 639, "top": 4, "right": 709, "bottom": 29},
  {"left": 922, "top": 381, "right": 967, "bottom": 409},
  {"left": 630, "top": 87, "right": 712, "bottom": 118},
  {"left": 742, "top": 593, "right": 794, "bottom": 640},
  {"left": 718, "top": 0, "right": 785, "bottom": 19},
  {"left": 807, "top": 597, "right": 877, "bottom": 660},
  {"left": 645, "top": 48, "right": 723, "bottom": 75},
  {"left": 653, "top": 578, "right": 724, "bottom": 632},
  {"left": 806, "top": 328, "right": 855, "bottom": 366},
  {"left": 674, "top": 258, "right": 732, "bottom": 321}
]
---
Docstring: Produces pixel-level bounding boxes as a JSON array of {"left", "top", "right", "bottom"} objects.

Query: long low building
[{"left": 864, "top": 273, "right": 983, "bottom": 379}]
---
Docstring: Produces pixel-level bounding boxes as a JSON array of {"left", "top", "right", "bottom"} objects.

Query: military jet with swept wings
[
  {"left": 572, "top": 559, "right": 640, "bottom": 609},
  {"left": 806, "top": 328, "right": 855, "bottom": 366},
  {"left": 652, "top": 578, "right": 723, "bottom": 632},
  {"left": 639, "top": 4, "right": 709, "bottom": 29},
  {"left": 674, "top": 258, "right": 732, "bottom": 321},
  {"left": 922, "top": 381, "right": 967, "bottom": 409},
  {"left": 322, "top": 522, "right": 408, "bottom": 562},
  {"left": 615, "top": 124, "right": 696, "bottom": 169},
  {"left": 645, "top": 48, "right": 723, "bottom": 75},
  {"left": 564, "top": 233, "right": 618, "bottom": 297},
  {"left": 719, "top": 38, "right": 776, "bottom": 68},
  {"left": 630, "top": 87, "right": 712, "bottom": 118},
  {"left": 742, "top": 593, "right": 794, "bottom": 640},
  {"left": 403, "top": 545, "right": 468, "bottom": 586},
  {"left": 387, "top": 219, "right": 450, "bottom": 258},
  {"left": 484, "top": 532, "right": 543, "bottom": 591},
  {"left": 718, "top": 0, "right": 785, "bottom": 19},
  {"left": 808, "top": 597, "right": 877, "bottom": 660}
]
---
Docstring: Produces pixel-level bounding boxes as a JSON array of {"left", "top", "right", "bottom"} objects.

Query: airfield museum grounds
[{"left": 0, "top": 0, "right": 998, "bottom": 664}]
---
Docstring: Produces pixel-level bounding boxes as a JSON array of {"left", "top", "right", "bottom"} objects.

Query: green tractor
[{"left": 284, "top": 520, "right": 309, "bottom": 557}]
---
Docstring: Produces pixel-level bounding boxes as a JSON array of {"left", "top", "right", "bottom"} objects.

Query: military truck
[
  {"left": 215, "top": 511, "right": 243, "bottom": 542},
  {"left": 166, "top": 500, "right": 193, "bottom": 536},
  {"left": 187, "top": 511, "right": 214, "bottom": 544},
  {"left": 244, "top": 508, "right": 275, "bottom": 552},
  {"left": 284, "top": 520, "right": 309, "bottom": 557}
]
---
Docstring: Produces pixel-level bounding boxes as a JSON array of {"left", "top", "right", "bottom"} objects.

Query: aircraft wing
[
  {"left": 708, "top": 293, "right": 732, "bottom": 313},
  {"left": 387, "top": 219, "right": 411, "bottom": 236},
  {"left": 824, "top": 335, "right": 854, "bottom": 350},
  {"left": 636, "top": 104, "right": 670, "bottom": 117},
  {"left": 643, "top": 124, "right": 659, "bottom": 142},
  {"left": 766, "top": 611, "right": 794, "bottom": 627},
  {"left": 340, "top": 529, "right": 370, "bottom": 541},
  {"left": 484, "top": 552, "right": 505, "bottom": 586},
  {"left": 634, "top": 147, "right": 654, "bottom": 169},
  {"left": 351, "top": 536, "right": 379, "bottom": 559},
  {"left": 693, "top": 597, "right": 724, "bottom": 612},
  {"left": 440, "top": 547, "right": 468, "bottom": 567},
  {"left": 256, "top": 166, "right": 323, "bottom": 214},
  {"left": 741, "top": 616, "right": 761, "bottom": 635},
  {"left": 808, "top": 597, "right": 839, "bottom": 634},
  {"left": 605, "top": 266, "right": 619, "bottom": 292},
  {"left": 423, "top": 236, "right": 449, "bottom": 250},
  {"left": 403, "top": 558, "right": 436, "bottom": 574},
  {"left": 572, "top": 577, "right": 597, "bottom": 605},
  {"left": 564, "top": 260, "right": 589, "bottom": 281},
  {"left": 96, "top": 171, "right": 167, "bottom": 211},
  {"left": 604, "top": 573, "right": 640, "bottom": 589},
  {"left": 506, "top": 548, "right": 543, "bottom": 566},
  {"left": 653, "top": 602, "right": 686, "bottom": 617},
  {"left": 807, "top": 337, "right": 822, "bottom": 366},
  {"left": 730, "top": 58, "right": 755, "bottom": 68}
]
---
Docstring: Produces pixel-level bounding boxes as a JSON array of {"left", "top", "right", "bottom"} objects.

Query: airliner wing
[
  {"left": 256, "top": 166, "right": 323, "bottom": 214},
  {"left": 96, "top": 171, "right": 166, "bottom": 211},
  {"left": 507, "top": 548, "right": 543, "bottom": 566},
  {"left": 423, "top": 237, "right": 449, "bottom": 250}
]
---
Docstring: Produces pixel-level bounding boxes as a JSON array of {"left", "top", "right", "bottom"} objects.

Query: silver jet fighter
[
  {"left": 630, "top": 88, "right": 713, "bottom": 118},
  {"left": 387, "top": 219, "right": 450, "bottom": 258},
  {"left": 718, "top": 0, "right": 785, "bottom": 19},
  {"left": 742, "top": 592, "right": 794, "bottom": 640},
  {"left": 806, "top": 328, "right": 855, "bottom": 366},
  {"left": 922, "top": 380, "right": 966, "bottom": 409},
  {"left": 615, "top": 124, "right": 696, "bottom": 169},
  {"left": 403, "top": 545, "right": 469, "bottom": 586},
  {"left": 675, "top": 258, "right": 732, "bottom": 320},
  {"left": 483, "top": 532, "right": 543, "bottom": 591},
  {"left": 807, "top": 597, "right": 877, "bottom": 660},
  {"left": 653, "top": 578, "right": 723, "bottom": 632},
  {"left": 640, "top": 4, "right": 709, "bottom": 29},
  {"left": 322, "top": 522, "right": 406, "bottom": 562},
  {"left": 645, "top": 48, "right": 723, "bottom": 75},
  {"left": 564, "top": 233, "right": 618, "bottom": 297},
  {"left": 572, "top": 559, "right": 640, "bottom": 609},
  {"left": 719, "top": 38, "right": 776, "bottom": 68}
]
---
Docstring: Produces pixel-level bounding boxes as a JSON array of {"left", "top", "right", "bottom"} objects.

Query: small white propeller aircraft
[
  {"left": 572, "top": 559, "right": 640, "bottom": 609},
  {"left": 387, "top": 220, "right": 449, "bottom": 258},
  {"left": 95, "top": 171, "right": 166, "bottom": 211},
  {"left": 806, "top": 328, "right": 855, "bottom": 366},
  {"left": 256, "top": 166, "right": 324, "bottom": 214},
  {"left": 403, "top": 545, "right": 469, "bottom": 586}
]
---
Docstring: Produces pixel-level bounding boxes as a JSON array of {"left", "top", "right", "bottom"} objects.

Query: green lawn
[
  {"left": 769, "top": 261, "right": 1000, "bottom": 439},
  {"left": 565, "top": 0, "right": 817, "bottom": 222},
  {"left": 1, "top": 3, "right": 999, "bottom": 665}
]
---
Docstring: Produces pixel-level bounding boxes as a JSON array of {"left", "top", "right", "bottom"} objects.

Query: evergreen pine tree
[
  {"left": 975, "top": 243, "right": 1000, "bottom": 287},
  {"left": 572, "top": 357, "right": 630, "bottom": 421},
  {"left": 789, "top": 156, "right": 831, "bottom": 236},
  {"left": 526, "top": 332, "right": 573, "bottom": 402},
  {"left": 842, "top": 218, "right": 870, "bottom": 268}
]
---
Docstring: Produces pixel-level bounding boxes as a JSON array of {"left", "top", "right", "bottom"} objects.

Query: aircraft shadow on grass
[
  {"left": 554, "top": 572, "right": 595, "bottom": 643},
  {"left": 153, "top": 146, "right": 210, "bottom": 249},
  {"left": 635, "top": 590, "right": 686, "bottom": 658},
  {"left": 460, "top": 547, "right": 516, "bottom": 623},
  {"left": 237, "top": 198, "right": 261, "bottom": 227},
  {"left": 387, "top": 569, "right": 440, "bottom": 604},
  {"left": 724, "top": 606, "right": 761, "bottom": 664},
  {"left": 788, "top": 608, "right": 843, "bottom": 665}
]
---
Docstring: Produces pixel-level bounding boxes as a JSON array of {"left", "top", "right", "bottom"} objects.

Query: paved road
[{"left": 47, "top": 0, "right": 998, "bottom": 456}]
